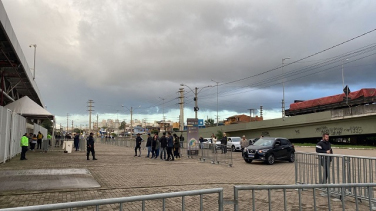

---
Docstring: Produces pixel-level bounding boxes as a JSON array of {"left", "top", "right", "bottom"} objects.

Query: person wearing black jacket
[
  {"left": 166, "top": 132, "right": 174, "bottom": 161},
  {"left": 87, "top": 133, "right": 97, "bottom": 160},
  {"left": 151, "top": 133, "right": 158, "bottom": 158},
  {"left": 159, "top": 132, "right": 167, "bottom": 160},
  {"left": 316, "top": 133, "right": 332, "bottom": 183},
  {"left": 135, "top": 133, "right": 142, "bottom": 157},
  {"left": 74, "top": 133, "right": 80, "bottom": 151},
  {"left": 145, "top": 134, "right": 152, "bottom": 158},
  {"left": 221, "top": 133, "right": 228, "bottom": 154}
]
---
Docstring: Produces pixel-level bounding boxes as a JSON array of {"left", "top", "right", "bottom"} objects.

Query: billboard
[{"left": 187, "top": 118, "right": 199, "bottom": 155}]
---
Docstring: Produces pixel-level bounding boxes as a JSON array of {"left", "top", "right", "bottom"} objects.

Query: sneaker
[
  {"left": 134, "top": 155, "right": 137, "bottom": 157},
  {"left": 93, "top": 158, "right": 97, "bottom": 160},
  {"left": 138, "top": 155, "right": 141, "bottom": 157}
]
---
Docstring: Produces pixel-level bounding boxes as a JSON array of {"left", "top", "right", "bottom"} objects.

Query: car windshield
[
  {"left": 230, "top": 138, "right": 241, "bottom": 142},
  {"left": 252, "top": 138, "right": 274, "bottom": 147}
]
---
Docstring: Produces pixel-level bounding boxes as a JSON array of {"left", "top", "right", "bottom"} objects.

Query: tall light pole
[
  {"left": 159, "top": 97, "right": 166, "bottom": 131},
  {"left": 122, "top": 105, "right": 140, "bottom": 139},
  {"left": 181, "top": 84, "right": 212, "bottom": 119},
  {"left": 341, "top": 59, "right": 349, "bottom": 90},
  {"left": 282, "top": 57, "right": 290, "bottom": 118},
  {"left": 211, "top": 79, "right": 220, "bottom": 126},
  {"left": 29, "top": 44, "right": 37, "bottom": 80}
]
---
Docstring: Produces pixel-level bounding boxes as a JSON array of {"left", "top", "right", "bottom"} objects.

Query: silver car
[{"left": 227, "top": 137, "right": 242, "bottom": 152}]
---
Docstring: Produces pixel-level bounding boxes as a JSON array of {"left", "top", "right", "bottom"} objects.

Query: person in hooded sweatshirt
[{"left": 145, "top": 133, "right": 152, "bottom": 158}]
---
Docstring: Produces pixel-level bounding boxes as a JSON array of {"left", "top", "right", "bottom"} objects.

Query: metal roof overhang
[{"left": 0, "top": 1, "right": 43, "bottom": 107}]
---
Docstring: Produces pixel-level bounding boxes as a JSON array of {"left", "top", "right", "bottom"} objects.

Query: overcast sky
[{"left": 2, "top": 0, "right": 376, "bottom": 127}]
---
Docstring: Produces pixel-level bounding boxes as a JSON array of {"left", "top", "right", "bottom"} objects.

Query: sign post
[{"left": 187, "top": 118, "right": 199, "bottom": 158}]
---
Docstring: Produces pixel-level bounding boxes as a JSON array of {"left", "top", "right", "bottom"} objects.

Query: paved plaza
[{"left": 0, "top": 143, "right": 375, "bottom": 210}]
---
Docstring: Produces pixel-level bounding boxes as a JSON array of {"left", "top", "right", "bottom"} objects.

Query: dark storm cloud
[{"left": 2, "top": 0, "right": 376, "bottom": 123}]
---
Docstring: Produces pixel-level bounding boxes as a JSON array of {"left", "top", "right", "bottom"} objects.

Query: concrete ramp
[{"left": 0, "top": 169, "right": 100, "bottom": 192}]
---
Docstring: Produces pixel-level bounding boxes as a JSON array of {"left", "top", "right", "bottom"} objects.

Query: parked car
[
  {"left": 201, "top": 138, "right": 213, "bottom": 149},
  {"left": 243, "top": 137, "right": 295, "bottom": 165},
  {"left": 248, "top": 138, "right": 259, "bottom": 145},
  {"left": 226, "top": 137, "right": 242, "bottom": 151}
]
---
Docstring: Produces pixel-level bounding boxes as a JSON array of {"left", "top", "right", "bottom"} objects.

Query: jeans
[
  {"left": 155, "top": 148, "right": 160, "bottom": 158},
  {"left": 160, "top": 147, "right": 167, "bottom": 159},
  {"left": 37, "top": 139, "right": 42, "bottom": 149},
  {"left": 146, "top": 147, "right": 151, "bottom": 157},
  {"left": 21, "top": 146, "right": 28, "bottom": 160},
  {"left": 135, "top": 145, "right": 141, "bottom": 156},
  {"left": 167, "top": 147, "right": 174, "bottom": 160}
]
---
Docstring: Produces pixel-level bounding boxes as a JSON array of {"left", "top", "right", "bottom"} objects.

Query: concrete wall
[{"left": 198, "top": 109, "right": 376, "bottom": 140}]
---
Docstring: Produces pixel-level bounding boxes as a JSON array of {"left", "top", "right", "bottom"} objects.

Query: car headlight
[{"left": 258, "top": 149, "right": 269, "bottom": 153}]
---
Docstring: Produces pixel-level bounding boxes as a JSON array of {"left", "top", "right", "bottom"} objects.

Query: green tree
[
  {"left": 73, "top": 128, "right": 82, "bottom": 134},
  {"left": 41, "top": 119, "right": 53, "bottom": 134},
  {"left": 216, "top": 130, "right": 223, "bottom": 140},
  {"left": 205, "top": 118, "right": 215, "bottom": 127},
  {"left": 119, "top": 121, "right": 126, "bottom": 130}
]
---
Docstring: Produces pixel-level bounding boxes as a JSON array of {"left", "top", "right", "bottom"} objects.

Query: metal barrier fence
[
  {"left": 3, "top": 183, "right": 376, "bottom": 211},
  {"left": 295, "top": 151, "right": 376, "bottom": 204},
  {"left": 0, "top": 106, "right": 26, "bottom": 163},
  {"left": 0, "top": 188, "right": 224, "bottom": 211},
  {"left": 199, "top": 143, "right": 233, "bottom": 167},
  {"left": 234, "top": 183, "right": 376, "bottom": 211}
]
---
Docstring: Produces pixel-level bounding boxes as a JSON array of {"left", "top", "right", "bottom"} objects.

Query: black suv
[{"left": 243, "top": 137, "right": 295, "bottom": 165}]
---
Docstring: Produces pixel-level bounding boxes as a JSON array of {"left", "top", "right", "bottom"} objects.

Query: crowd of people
[
  {"left": 20, "top": 131, "right": 51, "bottom": 160},
  {"left": 134, "top": 132, "right": 182, "bottom": 161}
]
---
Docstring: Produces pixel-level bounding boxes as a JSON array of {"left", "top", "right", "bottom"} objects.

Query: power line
[{"left": 219, "top": 28, "right": 376, "bottom": 86}]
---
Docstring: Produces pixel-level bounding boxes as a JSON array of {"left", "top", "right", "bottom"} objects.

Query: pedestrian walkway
[{"left": 0, "top": 143, "right": 374, "bottom": 209}]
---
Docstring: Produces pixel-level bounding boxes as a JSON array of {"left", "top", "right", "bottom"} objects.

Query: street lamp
[
  {"left": 122, "top": 105, "right": 141, "bottom": 139},
  {"left": 282, "top": 57, "right": 290, "bottom": 119},
  {"left": 211, "top": 79, "right": 220, "bottom": 126},
  {"left": 29, "top": 44, "right": 37, "bottom": 80},
  {"left": 180, "top": 84, "right": 212, "bottom": 119},
  {"left": 342, "top": 59, "right": 349, "bottom": 90}
]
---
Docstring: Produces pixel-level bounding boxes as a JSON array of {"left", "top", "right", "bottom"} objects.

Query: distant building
[{"left": 224, "top": 114, "right": 263, "bottom": 125}]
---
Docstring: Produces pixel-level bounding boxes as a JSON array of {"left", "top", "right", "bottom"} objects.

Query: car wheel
[
  {"left": 288, "top": 153, "right": 295, "bottom": 163},
  {"left": 245, "top": 159, "right": 253, "bottom": 163},
  {"left": 232, "top": 146, "right": 235, "bottom": 152},
  {"left": 266, "top": 154, "right": 275, "bottom": 165}
]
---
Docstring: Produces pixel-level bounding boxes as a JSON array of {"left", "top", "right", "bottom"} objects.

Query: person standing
[
  {"left": 74, "top": 133, "right": 80, "bottom": 151},
  {"left": 20, "top": 133, "right": 29, "bottom": 160},
  {"left": 37, "top": 131, "right": 43, "bottom": 150},
  {"left": 173, "top": 134, "right": 180, "bottom": 159},
  {"left": 87, "top": 133, "right": 97, "bottom": 160},
  {"left": 211, "top": 134, "right": 217, "bottom": 153},
  {"left": 155, "top": 134, "right": 160, "bottom": 159},
  {"left": 135, "top": 133, "right": 142, "bottom": 157},
  {"left": 159, "top": 132, "right": 167, "bottom": 160},
  {"left": 151, "top": 134, "right": 156, "bottom": 158},
  {"left": 316, "top": 133, "right": 333, "bottom": 183},
  {"left": 240, "top": 135, "right": 248, "bottom": 157},
  {"left": 221, "top": 133, "right": 228, "bottom": 154},
  {"left": 166, "top": 132, "right": 174, "bottom": 161},
  {"left": 145, "top": 133, "right": 152, "bottom": 158},
  {"left": 179, "top": 134, "right": 184, "bottom": 149},
  {"left": 30, "top": 133, "right": 38, "bottom": 151}
]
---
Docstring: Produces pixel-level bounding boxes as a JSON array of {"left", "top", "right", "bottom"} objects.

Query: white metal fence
[{"left": 0, "top": 106, "right": 26, "bottom": 163}]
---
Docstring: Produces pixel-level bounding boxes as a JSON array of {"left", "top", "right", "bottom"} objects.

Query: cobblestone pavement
[{"left": 0, "top": 143, "right": 374, "bottom": 210}]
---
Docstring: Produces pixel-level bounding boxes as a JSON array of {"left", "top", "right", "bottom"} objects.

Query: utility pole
[
  {"left": 66, "top": 113, "right": 70, "bottom": 134},
  {"left": 179, "top": 88, "right": 184, "bottom": 131},
  {"left": 194, "top": 87, "right": 198, "bottom": 119},
  {"left": 87, "top": 100, "right": 94, "bottom": 133},
  {"left": 211, "top": 79, "right": 219, "bottom": 126},
  {"left": 130, "top": 107, "right": 133, "bottom": 139},
  {"left": 282, "top": 57, "right": 290, "bottom": 119},
  {"left": 71, "top": 120, "right": 73, "bottom": 133}
]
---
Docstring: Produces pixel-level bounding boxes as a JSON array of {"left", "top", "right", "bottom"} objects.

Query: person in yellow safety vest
[
  {"left": 47, "top": 134, "right": 52, "bottom": 147},
  {"left": 20, "top": 133, "right": 29, "bottom": 160}
]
